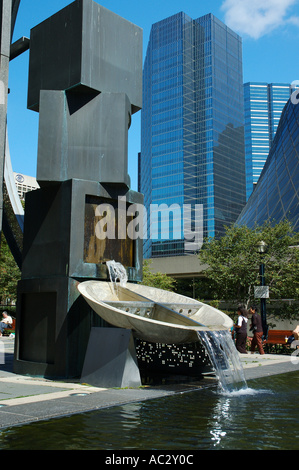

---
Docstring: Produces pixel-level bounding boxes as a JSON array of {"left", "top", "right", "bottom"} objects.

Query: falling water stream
[{"left": 197, "top": 330, "right": 248, "bottom": 394}]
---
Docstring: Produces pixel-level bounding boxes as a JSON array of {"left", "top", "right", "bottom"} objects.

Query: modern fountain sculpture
[
  {"left": 13, "top": 0, "right": 241, "bottom": 390},
  {"left": 14, "top": 0, "right": 143, "bottom": 379}
]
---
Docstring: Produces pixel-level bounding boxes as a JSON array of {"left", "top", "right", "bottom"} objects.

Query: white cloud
[
  {"left": 287, "top": 15, "right": 299, "bottom": 26},
  {"left": 221, "top": 0, "right": 299, "bottom": 39}
]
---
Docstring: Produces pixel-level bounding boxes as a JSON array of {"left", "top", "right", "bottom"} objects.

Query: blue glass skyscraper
[
  {"left": 139, "top": 13, "right": 245, "bottom": 258},
  {"left": 244, "top": 82, "right": 294, "bottom": 200},
  {"left": 237, "top": 98, "right": 299, "bottom": 231}
]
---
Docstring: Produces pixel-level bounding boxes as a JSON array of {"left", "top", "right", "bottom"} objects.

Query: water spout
[{"left": 106, "top": 260, "right": 128, "bottom": 296}]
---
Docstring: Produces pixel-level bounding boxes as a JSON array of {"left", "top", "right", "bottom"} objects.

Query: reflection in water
[
  {"left": 0, "top": 372, "right": 298, "bottom": 450},
  {"left": 210, "top": 397, "right": 230, "bottom": 446},
  {"left": 208, "top": 387, "right": 271, "bottom": 448}
]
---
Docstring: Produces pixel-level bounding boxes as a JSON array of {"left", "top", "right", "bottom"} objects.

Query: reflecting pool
[{"left": 0, "top": 371, "right": 298, "bottom": 450}]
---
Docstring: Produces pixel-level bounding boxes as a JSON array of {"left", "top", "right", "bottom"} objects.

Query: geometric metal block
[
  {"left": 81, "top": 327, "right": 141, "bottom": 388},
  {"left": 37, "top": 90, "right": 131, "bottom": 187},
  {"left": 14, "top": 276, "right": 97, "bottom": 379},
  {"left": 28, "top": 0, "right": 142, "bottom": 114}
]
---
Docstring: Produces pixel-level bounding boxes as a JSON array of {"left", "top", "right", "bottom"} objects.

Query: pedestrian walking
[{"left": 249, "top": 305, "right": 265, "bottom": 355}]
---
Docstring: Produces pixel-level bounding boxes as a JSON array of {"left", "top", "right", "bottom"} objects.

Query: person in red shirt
[{"left": 249, "top": 305, "right": 265, "bottom": 355}]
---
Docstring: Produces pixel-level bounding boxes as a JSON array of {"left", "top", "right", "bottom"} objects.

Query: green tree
[
  {"left": 141, "top": 260, "right": 176, "bottom": 291},
  {"left": 199, "top": 220, "right": 299, "bottom": 309},
  {"left": 0, "top": 233, "right": 21, "bottom": 304}
]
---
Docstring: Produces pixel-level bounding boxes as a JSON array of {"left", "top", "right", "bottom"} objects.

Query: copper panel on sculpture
[{"left": 84, "top": 195, "right": 134, "bottom": 267}]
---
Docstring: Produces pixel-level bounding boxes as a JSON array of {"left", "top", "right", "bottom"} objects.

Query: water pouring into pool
[{"left": 197, "top": 330, "right": 248, "bottom": 394}]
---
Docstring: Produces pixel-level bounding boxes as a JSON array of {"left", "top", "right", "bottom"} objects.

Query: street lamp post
[{"left": 256, "top": 241, "right": 268, "bottom": 340}]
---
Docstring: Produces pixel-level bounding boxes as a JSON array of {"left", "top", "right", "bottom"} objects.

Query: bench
[
  {"left": 264, "top": 329, "right": 293, "bottom": 353},
  {"left": 2, "top": 318, "right": 16, "bottom": 337}
]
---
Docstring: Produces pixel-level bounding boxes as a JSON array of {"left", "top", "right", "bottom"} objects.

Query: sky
[{"left": 6, "top": 0, "right": 299, "bottom": 191}]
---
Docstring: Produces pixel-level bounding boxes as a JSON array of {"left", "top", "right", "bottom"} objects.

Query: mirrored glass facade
[
  {"left": 244, "top": 82, "right": 293, "bottom": 201},
  {"left": 139, "top": 13, "right": 245, "bottom": 258},
  {"left": 237, "top": 99, "right": 299, "bottom": 231}
]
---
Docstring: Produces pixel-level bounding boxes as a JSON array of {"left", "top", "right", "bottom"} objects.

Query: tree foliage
[
  {"left": 141, "top": 260, "right": 176, "bottom": 291},
  {"left": 198, "top": 220, "right": 299, "bottom": 309},
  {"left": 0, "top": 233, "right": 21, "bottom": 304}
]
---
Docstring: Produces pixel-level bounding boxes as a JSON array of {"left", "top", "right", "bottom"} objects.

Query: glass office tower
[
  {"left": 237, "top": 98, "right": 299, "bottom": 231},
  {"left": 244, "top": 82, "right": 294, "bottom": 200},
  {"left": 139, "top": 13, "right": 245, "bottom": 258}
]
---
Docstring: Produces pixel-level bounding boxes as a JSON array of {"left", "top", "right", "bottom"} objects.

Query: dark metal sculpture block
[
  {"left": 37, "top": 90, "right": 131, "bottom": 186},
  {"left": 14, "top": 277, "right": 105, "bottom": 378},
  {"left": 27, "top": 0, "right": 142, "bottom": 114}
]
